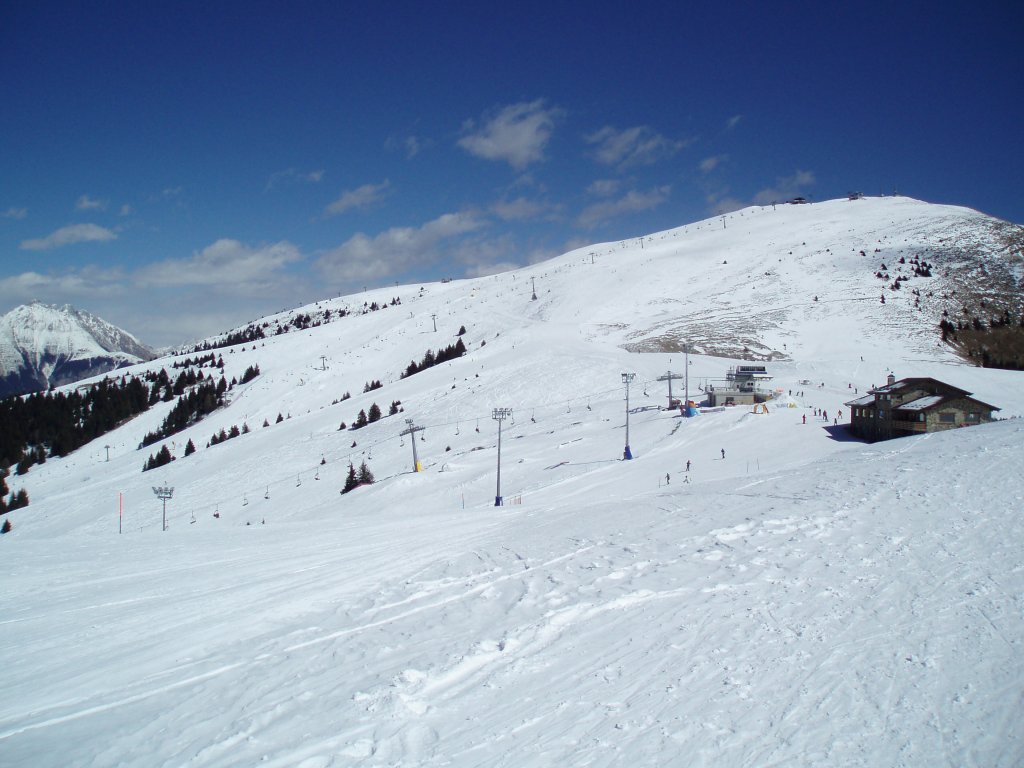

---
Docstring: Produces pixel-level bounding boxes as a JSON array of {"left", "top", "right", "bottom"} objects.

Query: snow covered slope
[
  {"left": 0, "top": 301, "right": 154, "bottom": 397},
  {"left": 1, "top": 196, "right": 1021, "bottom": 767}
]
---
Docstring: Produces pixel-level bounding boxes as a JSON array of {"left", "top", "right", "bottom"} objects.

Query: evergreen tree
[
  {"left": 368, "top": 403, "right": 382, "bottom": 423},
  {"left": 357, "top": 461, "right": 374, "bottom": 486},
  {"left": 184, "top": 439, "right": 196, "bottom": 456},
  {"left": 342, "top": 463, "right": 359, "bottom": 494},
  {"left": 1, "top": 519, "right": 10, "bottom": 534},
  {"left": 354, "top": 409, "right": 368, "bottom": 429}
]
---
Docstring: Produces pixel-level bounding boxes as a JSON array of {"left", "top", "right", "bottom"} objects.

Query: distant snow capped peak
[{"left": 0, "top": 302, "right": 154, "bottom": 397}]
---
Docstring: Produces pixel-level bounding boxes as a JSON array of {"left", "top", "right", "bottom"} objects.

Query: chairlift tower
[
  {"left": 657, "top": 370, "right": 684, "bottom": 410},
  {"left": 684, "top": 344, "right": 689, "bottom": 414},
  {"left": 492, "top": 408, "right": 512, "bottom": 505},
  {"left": 400, "top": 418, "right": 425, "bottom": 472},
  {"left": 152, "top": 485, "right": 173, "bottom": 532},
  {"left": 621, "top": 373, "right": 636, "bottom": 459}
]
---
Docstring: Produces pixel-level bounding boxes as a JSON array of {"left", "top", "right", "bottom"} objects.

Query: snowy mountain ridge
[
  {"left": 0, "top": 301, "right": 154, "bottom": 397},
  {"left": 2, "top": 195, "right": 1022, "bottom": 767},
  {"left": 200, "top": 194, "right": 1022, "bottom": 368}
]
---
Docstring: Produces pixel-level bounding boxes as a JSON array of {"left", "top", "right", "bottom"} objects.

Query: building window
[
  {"left": 939, "top": 412, "right": 955, "bottom": 424},
  {"left": 919, "top": 413, "right": 925, "bottom": 422}
]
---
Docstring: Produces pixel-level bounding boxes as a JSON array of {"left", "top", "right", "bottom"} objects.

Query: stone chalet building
[{"left": 845, "top": 374, "right": 999, "bottom": 442}]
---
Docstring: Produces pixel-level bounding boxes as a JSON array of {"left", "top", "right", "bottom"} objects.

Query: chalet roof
[
  {"left": 845, "top": 394, "right": 876, "bottom": 407},
  {"left": 871, "top": 377, "right": 970, "bottom": 397},
  {"left": 847, "top": 378, "right": 1000, "bottom": 413},
  {"left": 897, "top": 395, "right": 946, "bottom": 411},
  {"left": 894, "top": 394, "right": 1001, "bottom": 413}
]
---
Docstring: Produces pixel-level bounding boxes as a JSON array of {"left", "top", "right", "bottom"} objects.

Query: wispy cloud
[
  {"left": 324, "top": 180, "right": 391, "bottom": 217},
  {"left": 119, "top": 204, "right": 133, "bottom": 216},
  {"left": 577, "top": 186, "right": 671, "bottom": 229},
  {"left": 707, "top": 195, "right": 747, "bottom": 215},
  {"left": 586, "top": 179, "right": 620, "bottom": 197},
  {"left": 726, "top": 114, "right": 743, "bottom": 130},
  {"left": 585, "top": 126, "right": 688, "bottom": 169},
  {"left": 699, "top": 155, "right": 728, "bottom": 174},
  {"left": 3, "top": 207, "right": 28, "bottom": 220},
  {"left": 752, "top": 170, "right": 816, "bottom": 205},
  {"left": 0, "top": 267, "right": 125, "bottom": 302},
  {"left": 385, "top": 133, "right": 430, "bottom": 159},
  {"left": 491, "top": 196, "right": 548, "bottom": 221},
  {"left": 704, "top": 169, "right": 816, "bottom": 215},
  {"left": 76, "top": 194, "right": 107, "bottom": 211},
  {"left": 1, "top": 239, "right": 309, "bottom": 346},
  {"left": 404, "top": 136, "right": 422, "bottom": 158},
  {"left": 317, "top": 212, "right": 485, "bottom": 284},
  {"left": 266, "top": 168, "right": 325, "bottom": 191},
  {"left": 20, "top": 223, "right": 117, "bottom": 251},
  {"left": 458, "top": 100, "right": 562, "bottom": 170},
  {"left": 137, "top": 239, "right": 303, "bottom": 290}
]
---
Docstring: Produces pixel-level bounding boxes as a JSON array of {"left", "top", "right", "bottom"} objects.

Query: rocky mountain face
[{"left": 0, "top": 302, "right": 155, "bottom": 398}]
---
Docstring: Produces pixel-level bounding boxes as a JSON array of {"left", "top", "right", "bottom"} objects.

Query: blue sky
[{"left": 2, "top": 2, "right": 1022, "bottom": 347}]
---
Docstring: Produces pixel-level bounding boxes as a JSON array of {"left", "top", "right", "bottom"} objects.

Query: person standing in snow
[
  {"left": 665, "top": 473, "right": 670, "bottom": 485},
  {"left": 802, "top": 414, "right": 806, "bottom": 424},
  {"left": 686, "top": 459, "right": 691, "bottom": 472},
  {"left": 721, "top": 448, "right": 725, "bottom": 459}
]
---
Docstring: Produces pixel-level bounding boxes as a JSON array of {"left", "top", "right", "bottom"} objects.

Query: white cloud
[
  {"left": 324, "top": 180, "right": 391, "bottom": 217},
  {"left": 76, "top": 194, "right": 107, "bottom": 211},
  {"left": 0, "top": 266, "right": 127, "bottom": 311},
  {"left": 699, "top": 155, "right": 728, "bottom": 174},
  {"left": 491, "top": 197, "right": 547, "bottom": 221},
  {"left": 586, "top": 179, "right": 620, "bottom": 197},
  {"left": 385, "top": 133, "right": 430, "bottom": 159},
  {"left": 707, "top": 196, "right": 747, "bottom": 215},
  {"left": 3, "top": 207, "right": 28, "bottom": 220},
  {"left": 585, "top": 126, "right": 688, "bottom": 169},
  {"left": 119, "top": 204, "right": 133, "bottom": 216},
  {"left": 726, "top": 114, "right": 743, "bottom": 130},
  {"left": 752, "top": 170, "right": 816, "bottom": 205},
  {"left": 20, "top": 223, "right": 117, "bottom": 251},
  {"left": 138, "top": 239, "right": 303, "bottom": 289},
  {"left": 404, "top": 136, "right": 421, "bottom": 159},
  {"left": 458, "top": 100, "right": 561, "bottom": 170},
  {"left": 266, "top": 168, "right": 325, "bottom": 191},
  {"left": 317, "top": 212, "right": 485, "bottom": 283},
  {"left": 577, "top": 186, "right": 671, "bottom": 229}
]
